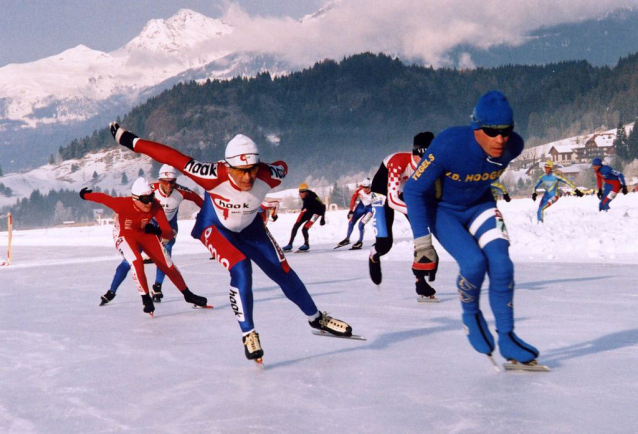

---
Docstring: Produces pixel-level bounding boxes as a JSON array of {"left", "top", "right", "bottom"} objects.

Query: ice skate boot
[
  {"left": 100, "top": 290, "right": 116, "bottom": 306},
  {"left": 151, "top": 283, "right": 163, "bottom": 302},
  {"left": 297, "top": 244, "right": 310, "bottom": 252},
  {"left": 462, "top": 311, "right": 495, "bottom": 355},
  {"left": 243, "top": 330, "right": 264, "bottom": 361},
  {"left": 309, "top": 311, "right": 352, "bottom": 337},
  {"left": 336, "top": 238, "right": 350, "bottom": 248},
  {"left": 141, "top": 293, "right": 155, "bottom": 315},
  {"left": 282, "top": 244, "right": 293, "bottom": 252},
  {"left": 369, "top": 253, "right": 382, "bottom": 285},
  {"left": 182, "top": 288, "right": 208, "bottom": 307},
  {"left": 350, "top": 241, "right": 363, "bottom": 250},
  {"left": 497, "top": 331, "right": 539, "bottom": 364}
]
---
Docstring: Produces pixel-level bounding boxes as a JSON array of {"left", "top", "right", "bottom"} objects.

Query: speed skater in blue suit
[{"left": 403, "top": 90, "right": 541, "bottom": 364}]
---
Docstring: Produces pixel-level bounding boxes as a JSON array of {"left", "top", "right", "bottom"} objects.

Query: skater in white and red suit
[{"left": 109, "top": 122, "right": 355, "bottom": 361}]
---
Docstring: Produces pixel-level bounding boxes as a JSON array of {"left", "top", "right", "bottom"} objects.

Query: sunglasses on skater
[
  {"left": 159, "top": 179, "right": 177, "bottom": 185},
  {"left": 481, "top": 125, "right": 514, "bottom": 138},
  {"left": 228, "top": 164, "right": 259, "bottom": 175},
  {"left": 133, "top": 192, "right": 155, "bottom": 204}
]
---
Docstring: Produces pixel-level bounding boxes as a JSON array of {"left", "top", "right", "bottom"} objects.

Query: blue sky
[{"left": 0, "top": 0, "right": 323, "bottom": 67}]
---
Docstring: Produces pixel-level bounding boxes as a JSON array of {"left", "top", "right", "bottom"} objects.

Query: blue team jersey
[
  {"left": 533, "top": 173, "right": 575, "bottom": 196},
  {"left": 404, "top": 126, "right": 524, "bottom": 238}
]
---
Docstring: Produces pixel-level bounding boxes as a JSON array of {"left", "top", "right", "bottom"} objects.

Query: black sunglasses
[
  {"left": 482, "top": 126, "right": 514, "bottom": 138},
  {"left": 133, "top": 193, "right": 155, "bottom": 204},
  {"left": 160, "top": 179, "right": 176, "bottom": 185}
]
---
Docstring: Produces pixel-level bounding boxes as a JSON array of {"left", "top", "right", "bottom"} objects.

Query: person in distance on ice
[
  {"left": 80, "top": 178, "right": 208, "bottom": 316},
  {"left": 490, "top": 180, "right": 511, "bottom": 203},
  {"left": 368, "top": 131, "right": 437, "bottom": 300},
  {"left": 281, "top": 183, "right": 326, "bottom": 252},
  {"left": 591, "top": 158, "right": 627, "bottom": 212},
  {"left": 336, "top": 178, "right": 373, "bottom": 250},
  {"left": 403, "top": 90, "right": 540, "bottom": 364},
  {"left": 108, "top": 123, "right": 354, "bottom": 362},
  {"left": 100, "top": 165, "right": 204, "bottom": 306},
  {"left": 531, "top": 160, "right": 583, "bottom": 223}
]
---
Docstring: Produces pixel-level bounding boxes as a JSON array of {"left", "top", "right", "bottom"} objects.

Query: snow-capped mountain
[
  {"left": 0, "top": 9, "right": 235, "bottom": 129},
  {"left": 0, "top": 9, "right": 296, "bottom": 173}
]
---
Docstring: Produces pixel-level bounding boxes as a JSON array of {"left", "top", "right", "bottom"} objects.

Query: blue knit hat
[
  {"left": 470, "top": 91, "right": 514, "bottom": 130},
  {"left": 591, "top": 158, "right": 602, "bottom": 167}
]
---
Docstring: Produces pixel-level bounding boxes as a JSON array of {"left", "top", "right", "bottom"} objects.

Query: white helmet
[
  {"left": 131, "top": 177, "right": 153, "bottom": 196},
  {"left": 225, "top": 134, "right": 260, "bottom": 167},
  {"left": 159, "top": 164, "right": 177, "bottom": 180},
  {"left": 361, "top": 178, "right": 371, "bottom": 188}
]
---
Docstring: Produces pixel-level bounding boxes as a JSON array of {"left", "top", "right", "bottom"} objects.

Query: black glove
[
  {"left": 412, "top": 235, "right": 438, "bottom": 282},
  {"left": 574, "top": 189, "right": 584, "bottom": 197},
  {"left": 597, "top": 189, "right": 603, "bottom": 199},
  {"left": 79, "top": 187, "right": 92, "bottom": 200},
  {"left": 271, "top": 214, "right": 278, "bottom": 222},
  {"left": 503, "top": 193, "right": 511, "bottom": 202},
  {"left": 622, "top": 185, "right": 628, "bottom": 195},
  {"left": 109, "top": 122, "right": 138, "bottom": 151},
  {"left": 531, "top": 192, "right": 537, "bottom": 201},
  {"left": 144, "top": 223, "right": 162, "bottom": 236},
  {"left": 347, "top": 211, "right": 354, "bottom": 219},
  {"left": 320, "top": 216, "right": 326, "bottom": 226}
]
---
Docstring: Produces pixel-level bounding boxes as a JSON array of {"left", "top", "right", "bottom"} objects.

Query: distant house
[
  {"left": 574, "top": 133, "right": 615, "bottom": 161},
  {"left": 548, "top": 145, "right": 577, "bottom": 164}
]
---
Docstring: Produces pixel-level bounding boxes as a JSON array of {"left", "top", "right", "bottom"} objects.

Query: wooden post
[{"left": 7, "top": 212, "right": 12, "bottom": 265}]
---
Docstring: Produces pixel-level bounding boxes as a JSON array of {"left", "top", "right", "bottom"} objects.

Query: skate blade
[
  {"left": 148, "top": 312, "right": 154, "bottom": 318},
  {"left": 192, "top": 305, "right": 214, "bottom": 309},
  {"left": 416, "top": 296, "right": 440, "bottom": 303},
  {"left": 294, "top": 250, "right": 310, "bottom": 253},
  {"left": 503, "top": 360, "right": 550, "bottom": 372},
  {"left": 311, "top": 330, "right": 366, "bottom": 341}
]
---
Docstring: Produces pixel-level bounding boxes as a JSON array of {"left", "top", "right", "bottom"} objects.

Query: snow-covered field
[{"left": 1, "top": 195, "right": 637, "bottom": 433}]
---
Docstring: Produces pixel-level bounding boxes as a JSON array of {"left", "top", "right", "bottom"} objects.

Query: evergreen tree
[
  {"left": 138, "top": 168, "right": 145, "bottom": 177},
  {"left": 121, "top": 172, "right": 128, "bottom": 185},
  {"left": 614, "top": 123, "right": 629, "bottom": 161},
  {"left": 626, "top": 119, "right": 638, "bottom": 161},
  {"left": 48, "top": 154, "right": 55, "bottom": 165},
  {"left": 0, "top": 163, "right": 3, "bottom": 177},
  {"left": 329, "top": 182, "right": 349, "bottom": 208},
  {"left": 92, "top": 171, "right": 98, "bottom": 182}
]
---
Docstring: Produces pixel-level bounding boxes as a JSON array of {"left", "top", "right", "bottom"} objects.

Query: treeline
[
  {"left": 58, "top": 52, "right": 638, "bottom": 183},
  {"left": 0, "top": 188, "right": 117, "bottom": 230}
]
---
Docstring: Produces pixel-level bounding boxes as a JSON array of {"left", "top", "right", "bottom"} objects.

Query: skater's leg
[{"left": 109, "top": 259, "right": 131, "bottom": 293}]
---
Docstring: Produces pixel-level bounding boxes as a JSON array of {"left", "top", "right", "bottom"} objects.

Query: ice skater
[
  {"left": 80, "top": 178, "right": 208, "bottom": 316},
  {"left": 100, "top": 165, "right": 204, "bottom": 305},
  {"left": 281, "top": 183, "right": 326, "bottom": 252},
  {"left": 109, "top": 123, "right": 355, "bottom": 363},
  {"left": 336, "top": 178, "right": 373, "bottom": 250},
  {"left": 592, "top": 158, "right": 627, "bottom": 211},
  {"left": 531, "top": 160, "right": 583, "bottom": 222},
  {"left": 404, "top": 90, "right": 543, "bottom": 367},
  {"left": 368, "top": 131, "right": 437, "bottom": 301}
]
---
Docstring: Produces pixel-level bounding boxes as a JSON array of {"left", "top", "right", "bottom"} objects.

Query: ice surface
[{"left": 1, "top": 195, "right": 637, "bottom": 433}]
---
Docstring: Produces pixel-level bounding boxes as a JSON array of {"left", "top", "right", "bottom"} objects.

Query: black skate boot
[
  {"left": 182, "top": 288, "right": 208, "bottom": 307},
  {"left": 309, "top": 311, "right": 352, "bottom": 337},
  {"left": 351, "top": 241, "right": 363, "bottom": 250},
  {"left": 242, "top": 331, "right": 264, "bottom": 360},
  {"left": 151, "top": 283, "right": 163, "bottom": 302},
  {"left": 100, "top": 290, "right": 116, "bottom": 306},
  {"left": 369, "top": 253, "right": 382, "bottom": 285},
  {"left": 141, "top": 293, "right": 155, "bottom": 315},
  {"left": 336, "top": 238, "right": 350, "bottom": 248}
]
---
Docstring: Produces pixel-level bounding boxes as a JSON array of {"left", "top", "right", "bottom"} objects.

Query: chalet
[
  {"left": 548, "top": 145, "right": 577, "bottom": 164},
  {"left": 574, "top": 133, "right": 615, "bottom": 161}
]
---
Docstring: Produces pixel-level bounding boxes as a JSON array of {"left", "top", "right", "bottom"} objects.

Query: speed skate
[{"left": 311, "top": 330, "right": 367, "bottom": 341}]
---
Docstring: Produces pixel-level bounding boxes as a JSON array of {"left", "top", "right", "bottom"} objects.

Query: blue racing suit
[
  {"left": 532, "top": 172, "right": 576, "bottom": 222},
  {"left": 404, "top": 126, "right": 538, "bottom": 361}
]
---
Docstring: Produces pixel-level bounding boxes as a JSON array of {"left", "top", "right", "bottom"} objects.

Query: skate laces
[
  {"left": 319, "top": 312, "right": 348, "bottom": 332},
  {"left": 244, "top": 331, "right": 261, "bottom": 353}
]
